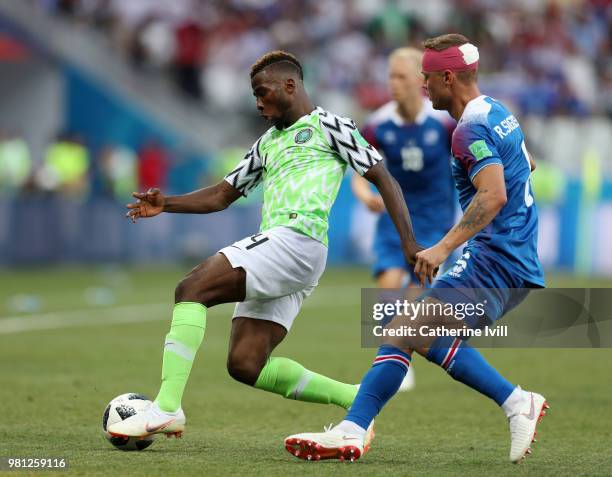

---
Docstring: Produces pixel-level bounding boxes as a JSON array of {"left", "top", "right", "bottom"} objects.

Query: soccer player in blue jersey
[
  {"left": 285, "top": 34, "right": 548, "bottom": 464},
  {"left": 352, "top": 47, "right": 456, "bottom": 391},
  {"left": 352, "top": 47, "right": 456, "bottom": 289}
]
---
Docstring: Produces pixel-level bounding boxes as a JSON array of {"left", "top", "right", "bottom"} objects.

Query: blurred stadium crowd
[
  {"left": 0, "top": 129, "right": 218, "bottom": 201},
  {"left": 2, "top": 0, "right": 610, "bottom": 203},
  {"left": 37, "top": 0, "right": 610, "bottom": 117}
]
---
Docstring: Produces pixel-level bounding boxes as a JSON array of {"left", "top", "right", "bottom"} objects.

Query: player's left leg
[
  {"left": 374, "top": 267, "right": 416, "bottom": 393},
  {"left": 226, "top": 316, "right": 357, "bottom": 409},
  {"left": 418, "top": 336, "right": 548, "bottom": 462},
  {"left": 416, "top": 285, "right": 548, "bottom": 462}
]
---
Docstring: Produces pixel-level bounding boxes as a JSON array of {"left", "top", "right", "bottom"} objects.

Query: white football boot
[
  {"left": 108, "top": 401, "right": 186, "bottom": 438},
  {"left": 284, "top": 421, "right": 374, "bottom": 462},
  {"left": 506, "top": 387, "right": 549, "bottom": 463}
]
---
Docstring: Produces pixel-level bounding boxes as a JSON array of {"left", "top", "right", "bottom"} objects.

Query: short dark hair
[
  {"left": 250, "top": 50, "right": 304, "bottom": 80},
  {"left": 423, "top": 33, "right": 470, "bottom": 51}
]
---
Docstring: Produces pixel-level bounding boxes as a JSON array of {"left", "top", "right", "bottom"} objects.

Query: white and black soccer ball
[{"left": 102, "top": 393, "right": 155, "bottom": 451}]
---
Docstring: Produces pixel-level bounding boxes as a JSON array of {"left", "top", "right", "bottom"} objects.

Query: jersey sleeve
[
  {"left": 452, "top": 121, "right": 502, "bottom": 182},
  {"left": 318, "top": 110, "right": 383, "bottom": 176},
  {"left": 224, "top": 138, "right": 264, "bottom": 196}
]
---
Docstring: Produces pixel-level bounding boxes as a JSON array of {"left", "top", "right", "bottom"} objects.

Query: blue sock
[
  {"left": 426, "top": 337, "right": 515, "bottom": 406},
  {"left": 345, "top": 345, "right": 411, "bottom": 430}
]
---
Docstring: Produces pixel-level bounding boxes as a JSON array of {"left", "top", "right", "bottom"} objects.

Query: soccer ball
[{"left": 102, "top": 393, "right": 155, "bottom": 451}]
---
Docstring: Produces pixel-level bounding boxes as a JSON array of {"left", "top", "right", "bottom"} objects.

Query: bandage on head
[{"left": 422, "top": 43, "right": 479, "bottom": 73}]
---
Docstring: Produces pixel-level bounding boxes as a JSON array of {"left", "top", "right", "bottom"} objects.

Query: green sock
[
  {"left": 155, "top": 302, "right": 206, "bottom": 412},
  {"left": 254, "top": 357, "right": 357, "bottom": 409}
]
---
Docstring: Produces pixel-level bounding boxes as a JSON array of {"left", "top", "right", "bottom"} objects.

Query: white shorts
[{"left": 219, "top": 226, "right": 327, "bottom": 330}]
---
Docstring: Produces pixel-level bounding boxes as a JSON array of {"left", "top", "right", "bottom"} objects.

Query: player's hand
[
  {"left": 364, "top": 194, "right": 385, "bottom": 213},
  {"left": 403, "top": 242, "right": 425, "bottom": 267},
  {"left": 414, "top": 244, "right": 448, "bottom": 286},
  {"left": 126, "top": 188, "right": 166, "bottom": 223}
]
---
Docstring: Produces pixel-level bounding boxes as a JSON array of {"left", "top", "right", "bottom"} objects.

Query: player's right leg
[
  {"left": 226, "top": 315, "right": 358, "bottom": 410},
  {"left": 373, "top": 224, "right": 416, "bottom": 393},
  {"left": 219, "top": 227, "right": 363, "bottom": 411},
  {"left": 375, "top": 268, "right": 415, "bottom": 392},
  {"left": 108, "top": 253, "right": 246, "bottom": 438}
]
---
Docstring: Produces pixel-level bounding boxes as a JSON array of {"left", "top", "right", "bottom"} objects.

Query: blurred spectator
[
  {"left": 138, "top": 17, "right": 176, "bottom": 69},
  {"left": 99, "top": 145, "right": 137, "bottom": 201},
  {"left": 37, "top": 133, "right": 89, "bottom": 198},
  {"left": 0, "top": 130, "right": 32, "bottom": 197},
  {"left": 137, "top": 139, "right": 169, "bottom": 191},
  {"left": 173, "top": 19, "right": 205, "bottom": 100},
  {"left": 366, "top": 0, "right": 413, "bottom": 50},
  {"left": 38, "top": 0, "right": 611, "bottom": 119},
  {"left": 54, "top": 0, "right": 79, "bottom": 16},
  {"left": 603, "top": 67, "right": 612, "bottom": 119}
]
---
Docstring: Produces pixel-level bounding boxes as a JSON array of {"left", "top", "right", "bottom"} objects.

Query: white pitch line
[
  {"left": 0, "top": 288, "right": 361, "bottom": 335},
  {"left": 0, "top": 303, "right": 169, "bottom": 335}
]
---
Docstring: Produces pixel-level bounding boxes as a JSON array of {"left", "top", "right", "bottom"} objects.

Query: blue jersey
[
  {"left": 363, "top": 100, "right": 456, "bottom": 240},
  {"left": 450, "top": 95, "right": 544, "bottom": 287}
]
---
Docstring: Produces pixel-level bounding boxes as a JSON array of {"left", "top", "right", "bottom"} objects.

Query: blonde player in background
[{"left": 352, "top": 48, "right": 457, "bottom": 391}]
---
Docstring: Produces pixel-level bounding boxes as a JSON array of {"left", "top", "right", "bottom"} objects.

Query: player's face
[
  {"left": 422, "top": 71, "right": 452, "bottom": 110},
  {"left": 251, "top": 73, "right": 292, "bottom": 129},
  {"left": 388, "top": 57, "right": 421, "bottom": 102}
]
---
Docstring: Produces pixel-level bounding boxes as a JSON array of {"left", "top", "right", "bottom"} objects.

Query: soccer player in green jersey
[{"left": 108, "top": 51, "right": 421, "bottom": 440}]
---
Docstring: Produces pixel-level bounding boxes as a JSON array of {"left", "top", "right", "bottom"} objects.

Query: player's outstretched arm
[
  {"left": 414, "top": 164, "right": 507, "bottom": 284},
  {"left": 126, "top": 181, "right": 242, "bottom": 223},
  {"left": 351, "top": 173, "right": 385, "bottom": 213},
  {"left": 364, "top": 162, "right": 421, "bottom": 263}
]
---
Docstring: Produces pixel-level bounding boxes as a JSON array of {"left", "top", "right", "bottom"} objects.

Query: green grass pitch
[{"left": 1, "top": 267, "right": 611, "bottom": 476}]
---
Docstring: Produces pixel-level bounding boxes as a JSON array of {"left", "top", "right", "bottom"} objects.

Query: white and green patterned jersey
[{"left": 225, "top": 107, "right": 382, "bottom": 245}]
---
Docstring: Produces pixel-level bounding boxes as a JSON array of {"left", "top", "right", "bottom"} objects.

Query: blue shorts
[
  {"left": 428, "top": 243, "right": 544, "bottom": 327},
  {"left": 373, "top": 213, "right": 447, "bottom": 285}
]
